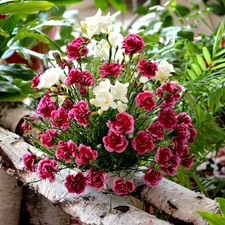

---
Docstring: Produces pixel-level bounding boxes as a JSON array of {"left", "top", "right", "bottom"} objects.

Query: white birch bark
[
  {"left": 0, "top": 127, "right": 171, "bottom": 225},
  {"left": 133, "top": 176, "right": 220, "bottom": 225}
]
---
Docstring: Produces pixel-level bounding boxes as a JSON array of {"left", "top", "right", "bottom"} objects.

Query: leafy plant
[{"left": 0, "top": 0, "right": 81, "bottom": 101}]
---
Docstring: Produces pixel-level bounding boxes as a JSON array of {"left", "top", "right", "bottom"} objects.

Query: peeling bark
[{"left": 0, "top": 127, "right": 171, "bottom": 225}]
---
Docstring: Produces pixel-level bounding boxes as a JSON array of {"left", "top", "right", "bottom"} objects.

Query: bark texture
[
  {"left": 19, "top": 186, "right": 70, "bottom": 225},
  {"left": 0, "top": 127, "right": 171, "bottom": 225},
  {"left": 0, "top": 102, "right": 33, "bottom": 133},
  {"left": 135, "top": 177, "right": 220, "bottom": 225},
  {"left": 0, "top": 168, "right": 22, "bottom": 225}
]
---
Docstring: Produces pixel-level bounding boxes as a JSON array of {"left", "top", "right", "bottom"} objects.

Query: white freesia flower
[
  {"left": 154, "top": 60, "right": 175, "bottom": 83},
  {"left": 90, "top": 90, "right": 117, "bottom": 111},
  {"left": 37, "top": 67, "right": 66, "bottom": 89},
  {"left": 93, "top": 79, "right": 111, "bottom": 95},
  {"left": 117, "top": 101, "right": 128, "bottom": 113},
  {"left": 81, "top": 9, "right": 112, "bottom": 38},
  {"left": 111, "top": 81, "right": 129, "bottom": 103},
  {"left": 139, "top": 76, "right": 149, "bottom": 84},
  {"left": 94, "top": 39, "right": 111, "bottom": 60},
  {"left": 108, "top": 32, "right": 123, "bottom": 47}
]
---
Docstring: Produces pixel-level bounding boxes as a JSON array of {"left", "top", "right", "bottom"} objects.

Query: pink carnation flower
[
  {"left": 136, "top": 91, "right": 156, "bottom": 112},
  {"left": 143, "top": 167, "right": 163, "bottom": 187},
  {"left": 156, "top": 80, "right": 182, "bottom": 108},
  {"left": 31, "top": 72, "right": 42, "bottom": 89},
  {"left": 157, "top": 107, "right": 176, "bottom": 130},
  {"left": 146, "top": 122, "right": 164, "bottom": 140},
  {"left": 65, "top": 68, "right": 81, "bottom": 86},
  {"left": 66, "top": 37, "right": 89, "bottom": 60},
  {"left": 50, "top": 107, "right": 69, "bottom": 131},
  {"left": 64, "top": 172, "right": 87, "bottom": 194},
  {"left": 56, "top": 140, "right": 77, "bottom": 163},
  {"left": 155, "top": 147, "right": 173, "bottom": 167},
  {"left": 86, "top": 169, "right": 108, "bottom": 189},
  {"left": 122, "top": 34, "right": 144, "bottom": 55},
  {"left": 132, "top": 131, "right": 155, "bottom": 155},
  {"left": 37, "top": 158, "right": 58, "bottom": 182},
  {"left": 68, "top": 100, "right": 91, "bottom": 126},
  {"left": 36, "top": 95, "right": 56, "bottom": 118},
  {"left": 41, "top": 129, "right": 58, "bottom": 149},
  {"left": 23, "top": 153, "right": 37, "bottom": 172},
  {"left": 160, "top": 155, "right": 181, "bottom": 176},
  {"left": 21, "top": 122, "right": 32, "bottom": 131},
  {"left": 75, "top": 144, "right": 98, "bottom": 165},
  {"left": 137, "top": 58, "right": 158, "bottom": 79},
  {"left": 112, "top": 178, "right": 135, "bottom": 195},
  {"left": 107, "top": 112, "right": 134, "bottom": 134},
  {"left": 99, "top": 61, "right": 121, "bottom": 77},
  {"left": 103, "top": 131, "right": 128, "bottom": 153}
]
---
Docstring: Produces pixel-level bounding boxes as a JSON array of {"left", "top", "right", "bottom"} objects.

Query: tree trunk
[{"left": 0, "top": 168, "right": 22, "bottom": 225}]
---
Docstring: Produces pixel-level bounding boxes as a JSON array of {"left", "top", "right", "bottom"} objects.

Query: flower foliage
[{"left": 22, "top": 9, "right": 197, "bottom": 196}]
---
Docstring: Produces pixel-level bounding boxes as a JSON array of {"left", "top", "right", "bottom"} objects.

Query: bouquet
[{"left": 22, "top": 9, "right": 197, "bottom": 196}]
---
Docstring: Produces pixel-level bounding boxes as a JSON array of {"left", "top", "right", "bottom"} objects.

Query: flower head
[
  {"left": 37, "top": 158, "right": 58, "bottom": 182},
  {"left": 112, "top": 178, "right": 135, "bottom": 195},
  {"left": 81, "top": 9, "right": 112, "bottom": 38},
  {"left": 122, "top": 34, "right": 144, "bottom": 55},
  {"left": 37, "top": 67, "right": 66, "bottom": 89},
  {"left": 64, "top": 172, "right": 87, "bottom": 194},
  {"left": 23, "top": 153, "right": 37, "bottom": 172},
  {"left": 154, "top": 60, "right": 175, "bottom": 82}
]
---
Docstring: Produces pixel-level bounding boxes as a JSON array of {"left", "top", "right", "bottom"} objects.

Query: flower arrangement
[{"left": 22, "top": 9, "right": 197, "bottom": 196}]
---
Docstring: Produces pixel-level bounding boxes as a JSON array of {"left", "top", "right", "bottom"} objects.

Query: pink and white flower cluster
[{"left": 22, "top": 9, "right": 197, "bottom": 196}]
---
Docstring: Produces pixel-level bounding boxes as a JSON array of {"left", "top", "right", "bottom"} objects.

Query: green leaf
[
  {"left": 0, "top": 28, "right": 9, "bottom": 37},
  {"left": 215, "top": 48, "right": 225, "bottom": 57},
  {"left": 177, "top": 30, "right": 194, "bottom": 41},
  {"left": 45, "top": 0, "right": 82, "bottom": 6},
  {"left": 0, "top": 81, "right": 21, "bottom": 93},
  {"left": 108, "top": 0, "right": 127, "bottom": 12},
  {"left": 134, "top": 6, "right": 149, "bottom": 15},
  {"left": 0, "top": 64, "right": 35, "bottom": 81},
  {"left": 0, "top": 1, "right": 54, "bottom": 15},
  {"left": 13, "top": 31, "right": 49, "bottom": 44},
  {"left": 0, "top": 64, "right": 37, "bottom": 102},
  {"left": 218, "top": 198, "right": 225, "bottom": 217},
  {"left": 196, "top": 54, "right": 207, "bottom": 71},
  {"left": 213, "top": 21, "right": 225, "bottom": 57},
  {"left": 190, "top": 63, "right": 202, "bottom": 76},
  {"left": 186, "top": 69, "right": 197, "bottom": 80},
  {"left": 211, "top": 62, "right": 225, "bottom": 71},
  {"left": 197, "top": 211, "right": 225, "bottom": 225},
  {"left": 203, "top": 47, "right": 212, "bottom": 65},
  {"left": 175, "top": 4, "right": 190, "bottom": 17},
  {"left": 94, "top": 0, "right": 108, "bottom": 13}
]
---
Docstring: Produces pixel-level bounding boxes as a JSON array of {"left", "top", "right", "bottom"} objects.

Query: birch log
[
  {"left": 133, "top": 176, "right": 220, "bottom": 225},
  {"left": 0, "top": 102, "right": 33, "bottom": 134},
  {"left": 0, "top": 127, "right": 171, "bottom": 225}
]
